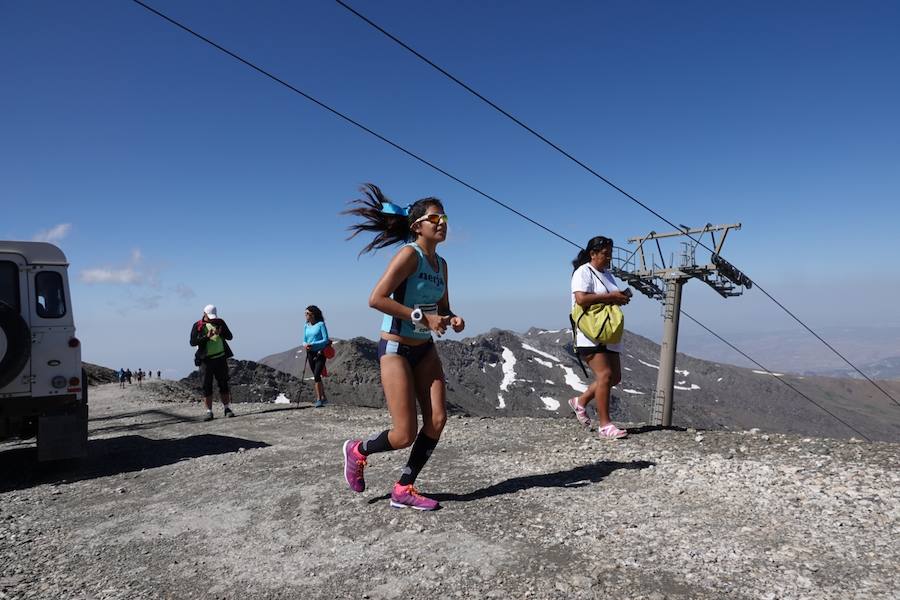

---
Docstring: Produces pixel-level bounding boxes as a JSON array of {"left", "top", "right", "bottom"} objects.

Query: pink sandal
[
  {"left": 568, "top": 397, "right": 591, "bottom": 429},
  {"left": 598, "top": 423, "right": 628, "bottom": 439}
]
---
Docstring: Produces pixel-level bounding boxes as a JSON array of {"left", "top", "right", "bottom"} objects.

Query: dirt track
[{"left": 1, "top": 381, "right": 898, "bottom": 599}]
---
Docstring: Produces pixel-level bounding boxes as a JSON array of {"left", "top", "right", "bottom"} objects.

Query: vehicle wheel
[{"left": 0, "top": 300, "right": 30, "bottom": 388}]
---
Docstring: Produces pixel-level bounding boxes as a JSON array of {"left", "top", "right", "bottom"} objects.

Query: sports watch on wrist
[{"left": 410, "top": 308, "right": 424, "bottom": 323}]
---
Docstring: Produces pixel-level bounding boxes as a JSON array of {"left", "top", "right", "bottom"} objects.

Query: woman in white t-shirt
[{"left": 569, "top": 236, "right": 631, "bottom": 439}]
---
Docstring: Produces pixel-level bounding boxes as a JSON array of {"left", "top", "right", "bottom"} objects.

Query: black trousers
[
  {"left": 202, "top": 356, "right": 230, "bottom": 396},
  {"left": 307, "top": 350, "right": 326, "bottom": 382}
]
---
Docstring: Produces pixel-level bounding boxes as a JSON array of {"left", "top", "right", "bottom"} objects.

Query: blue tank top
[{"left": 380, "top": 243, "right": 447, "bottom": 340}]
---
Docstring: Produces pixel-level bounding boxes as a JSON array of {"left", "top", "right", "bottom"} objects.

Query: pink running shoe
[
  {"left": 390, "top": 483, "right": 440, "bottom": 511},
  {"left": 342, "top": 440, "right": 367, "bottom": 492},
  {"left": 568, "top": 397, "right": 591, "bottom": 428},
  {"left": 598, "top": 423, "right": 628, "bottom": 440}
]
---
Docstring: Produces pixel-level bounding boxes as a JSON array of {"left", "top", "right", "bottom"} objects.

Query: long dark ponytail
[
  {"left": 572, "top": 236, "right": 613, "bottom": 271},
  {"left": 343, "top": 183, "right": 443, "bottom": 255}
]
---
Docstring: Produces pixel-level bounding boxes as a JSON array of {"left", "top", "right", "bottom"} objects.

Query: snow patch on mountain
[
  {"left": 497, "top": 347, "right": 517, "bottom": 409},
  {"left": 753, "top": 370, "right": 784, "bottom": 377},
  {"left": 540, "top": 397, "right": 560, "bottom": 411},
  {"left": 521, "top": 343, "right": 561, "bottom": 363},
  {"left": 558, "top": 365, "right": 588, "bottom": 393}
]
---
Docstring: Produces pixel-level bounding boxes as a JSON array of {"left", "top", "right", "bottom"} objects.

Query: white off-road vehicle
[{"left": 0, "top": 241, "right": 87, "bottom": 461}]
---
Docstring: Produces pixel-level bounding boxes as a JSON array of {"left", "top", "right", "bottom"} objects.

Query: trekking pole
[{"left": 296, "top": 350, "right": 308, "bottom": 407}]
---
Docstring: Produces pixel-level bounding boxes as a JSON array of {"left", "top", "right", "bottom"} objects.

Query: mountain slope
[{"left": 258, "top": 329, "right": 900, "bottom": 441}]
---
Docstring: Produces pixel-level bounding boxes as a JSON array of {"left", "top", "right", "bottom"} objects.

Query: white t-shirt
[{"left": 570, "top": 263, "right": 624, "bottom": 352}]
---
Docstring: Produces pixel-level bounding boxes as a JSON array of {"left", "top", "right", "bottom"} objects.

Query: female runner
[{"left": 341, "top": 184, "right": 464, "bottom": 510}]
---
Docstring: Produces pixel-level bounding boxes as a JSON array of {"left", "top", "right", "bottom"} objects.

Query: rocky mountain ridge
[{"left": 258, "top": 328, "right": 900, "bottom": 442}]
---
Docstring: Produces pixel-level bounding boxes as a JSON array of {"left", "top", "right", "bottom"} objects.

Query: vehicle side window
[
  {"left": 35, "top": 271, "right": 66, "bottom": 318},
  {"left": 0, "top": 261, "right": 20, "bottom": 312}
]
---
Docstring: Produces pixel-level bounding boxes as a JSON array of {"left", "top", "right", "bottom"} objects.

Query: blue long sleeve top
[{"left": 303, "top": 322, "right": 329, "bottom": 351}]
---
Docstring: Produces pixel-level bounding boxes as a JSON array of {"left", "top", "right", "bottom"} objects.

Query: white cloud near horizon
[
  {"left": 33, "top": 223, "right": 72, "bottom": 243},
  {"left": 80, "top": 249, "right": 144, "bottom": 285}
]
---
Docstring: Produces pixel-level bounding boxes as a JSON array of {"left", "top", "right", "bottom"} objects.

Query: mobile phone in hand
[{"left": 622, "top": 288, "right": 633, "bottom": 297}]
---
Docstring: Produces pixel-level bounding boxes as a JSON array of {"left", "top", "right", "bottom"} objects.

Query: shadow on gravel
[
  {"left": 367, "top": 460, "right": 654, "bottom": 505},
  {"left": 88, "top": 409, "right": 198, "bottom": 435},
  {"left": 626, "top": 425, "right": 688, "bottom": 435},
  {"left": 0, "top": 434, "right": 270, "bottom": 492}
]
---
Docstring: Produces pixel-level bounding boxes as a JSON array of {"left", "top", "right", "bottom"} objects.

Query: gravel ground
[{"left": 1, "top": 381, "right": 898, "bottom": 599}]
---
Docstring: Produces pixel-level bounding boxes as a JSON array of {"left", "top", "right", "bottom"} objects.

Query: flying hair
[{"left": 343, "top": 183, "right": 444, "bottom": 255}]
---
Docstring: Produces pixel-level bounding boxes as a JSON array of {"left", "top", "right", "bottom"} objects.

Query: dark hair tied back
[
  {"left": 571, "top": 236, "right": 613, "bottom": 270},
  {"left": 343, "top": 183, "right": 444, "bottom": 255}
]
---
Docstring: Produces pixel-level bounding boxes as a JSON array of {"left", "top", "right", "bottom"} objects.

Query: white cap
[{"left": 203, "top": 304, "right": 218, "bottom": 319}]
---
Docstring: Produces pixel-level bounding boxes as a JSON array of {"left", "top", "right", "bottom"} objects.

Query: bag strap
[{"left": 569, "top": 312, "right": 590, "bottom": 378}]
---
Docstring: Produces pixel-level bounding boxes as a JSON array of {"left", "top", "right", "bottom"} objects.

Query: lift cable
[{"left": 333, "top": 0, "right": 898, "bottom": 408}]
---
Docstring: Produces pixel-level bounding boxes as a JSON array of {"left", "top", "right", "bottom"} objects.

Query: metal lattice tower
[{"left": 612, "top": 223, "right": 748, "bottom": 426}]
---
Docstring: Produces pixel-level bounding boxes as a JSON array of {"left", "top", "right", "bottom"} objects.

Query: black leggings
[{"left": 307, "top": 350, "right": 326, "bottom": 382}]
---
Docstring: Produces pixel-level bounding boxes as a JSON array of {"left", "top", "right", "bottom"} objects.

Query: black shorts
[
  {"left": 202, "top": 355, "right": 230, "bottom": 396},
  {"left": 307, "top": 350, "right": 326, "bottom": 382},
  {"left": 378, "top": 338, "right": 435, "bottom": 370},
  {"left": 576, "top": 345, "right": 618, "bottom": 359}
]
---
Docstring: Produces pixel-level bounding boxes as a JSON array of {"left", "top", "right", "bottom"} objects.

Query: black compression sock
[
  {"left": 398, "top": 431, "right": 439, "bottom": 486},
  {"left": 359, "top": 430, "right": 393, "bottom": 456}
]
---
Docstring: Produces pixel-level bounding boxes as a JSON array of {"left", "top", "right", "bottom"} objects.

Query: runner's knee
[{"left": 427, "top": 412, "right": 447, "bottom": 435}]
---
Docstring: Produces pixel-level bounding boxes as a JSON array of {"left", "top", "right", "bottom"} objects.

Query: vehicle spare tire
[{"left": 0, "top": 301, "right": 30, "bottom": 388}]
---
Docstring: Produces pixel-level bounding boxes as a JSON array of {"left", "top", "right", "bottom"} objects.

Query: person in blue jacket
[{"left": 304, "top": 305, "right": 330, "bottom": 407}]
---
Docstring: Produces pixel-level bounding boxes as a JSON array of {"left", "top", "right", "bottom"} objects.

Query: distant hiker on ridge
[
  {"left": 340, "top": 183, "right": 465, "bottom": 511},
  {"left": 303, "top": 305, "right": 331, "bottom": 408},
  {"left": 190, "top": 304, "right": 235, "bottom": 421},
  {"left": 568, "top": 236, "right": 631, "bottom": 439}
]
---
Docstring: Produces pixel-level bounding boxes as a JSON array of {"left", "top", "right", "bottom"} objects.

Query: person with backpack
[
  {"left": 568, "top": 236, "right": 631, "bottom": 439},
  {"left": 303, "top": 305, "right": 331, "bottom": 408},
  {"left": 118, "top": 368, "right": 126, "bottom": 389},
  {"left": 340, "top": 184, "right": 464, "bottom": 511},
  {"left": 189, "top": 304, "right": 235, "bottom": 421}
]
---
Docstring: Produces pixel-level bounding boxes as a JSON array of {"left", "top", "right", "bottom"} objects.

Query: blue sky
[{"left": 2, "top": 1, "right": 898, "bottom": 377}]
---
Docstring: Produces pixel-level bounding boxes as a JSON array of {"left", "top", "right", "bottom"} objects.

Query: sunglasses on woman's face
[{"left": 413, "top": 213, "right": 449, "bottom": 225}]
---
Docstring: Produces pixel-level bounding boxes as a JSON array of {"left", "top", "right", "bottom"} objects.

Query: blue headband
[{"left": 381, "top": 201, "right": 410, "bottom": 217}]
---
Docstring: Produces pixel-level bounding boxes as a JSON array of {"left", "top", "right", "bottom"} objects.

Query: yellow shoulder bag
[{"left": 570, "top": 302, "right": 624, "bottom": 346}]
